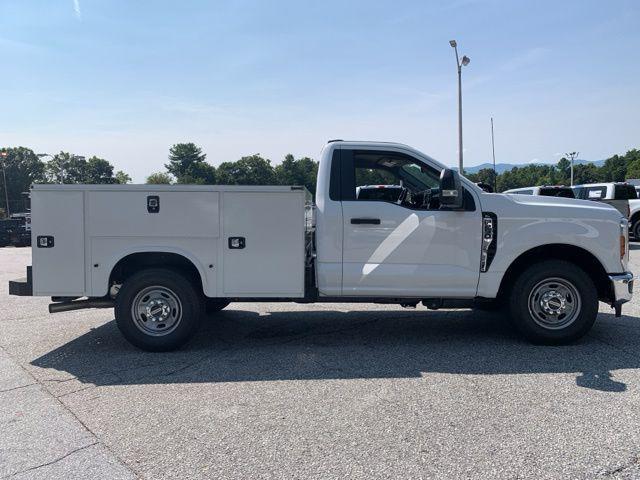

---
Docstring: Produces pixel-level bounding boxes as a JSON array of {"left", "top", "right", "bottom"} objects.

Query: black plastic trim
[
  {"left": 482, "top": 212, "right": 498, "bottom": 271},
  {"left": 351, "top": 218, "right": 381, "bottom": 225},
  {"left": 329, "top": 148, "right": 342, "bottom": 201},
  {"left": 9, "top": 266, "right": 32, "bottom": 296}
]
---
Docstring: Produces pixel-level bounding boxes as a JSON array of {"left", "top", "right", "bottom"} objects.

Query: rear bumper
[
  {"left": 609, "top": 272, "right": 633, "bottom": 315},
  {"left": 9, "top": 266, "right": 32, "bottom": 296}
]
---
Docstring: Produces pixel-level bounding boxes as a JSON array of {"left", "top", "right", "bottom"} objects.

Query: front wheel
[
  {"left": 632, "top": 220, "right": 640, "bottom": 241},
  {"left": 115, "top": 268, "right": 204, "bottom": 351},
  {"left": 509, "top": 260, "right": 598, "bottom": 344}
]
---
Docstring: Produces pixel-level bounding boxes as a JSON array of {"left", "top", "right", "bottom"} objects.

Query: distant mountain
[{"left": 460, "top": 159, "right": 605, "bottom": 175}]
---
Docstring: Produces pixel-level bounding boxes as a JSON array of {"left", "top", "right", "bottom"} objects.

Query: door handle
[{"left": 351, "top": 218, "right": 381, "bottom": 225}]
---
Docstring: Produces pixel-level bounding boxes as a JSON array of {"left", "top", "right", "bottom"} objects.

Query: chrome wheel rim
[
  {"left": 131, "top": 286, "right": 182, "bottom": 336},
  {"left": 528, "top": 277, "right": 581, "bottom": 330}
]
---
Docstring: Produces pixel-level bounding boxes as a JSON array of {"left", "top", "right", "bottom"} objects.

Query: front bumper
[{"left": 609, "top": 272, "right": 634, "bottom": 316}]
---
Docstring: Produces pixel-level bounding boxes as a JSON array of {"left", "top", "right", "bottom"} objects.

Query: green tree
[
  {"left": 623, "top": 149, "right": 640, "bottom": 179},
  {"left": 44, "top": 152, "right": 128, "bottom": 184},
  {"left": 473, "top": 168, "right": 497, "bottom": 190},
  {"left": 601, "top": 154, "right": 627, "bottom": 182},
  {"left": 0, "top": 147, "right": 45, "bottom": 213},
  {"left": 44, "top": 152, "right": 70, "bottom": 183},
  {"left": 556, "top": 158, "right": 571, "bottom": 185},
  {"left": 146, "top": 172, "right": 173, "bottom": 184},
  {"left": 166, "top": 143, "right": 215, "bottom": 184},
  {"left": 115, "top": 171, "right": 132, "bottom": 184},
  {"left": 572, "top": 163, "right": 602, "bottom": 185},
  {"left": 217, "top": 154, "right": 276, "bottom": 185},
  {"left": 84, "top": 156, "right": 115, "bottom": 183},
  {"left": 274, "top": 154, "right": 319, "bottom": 194}
]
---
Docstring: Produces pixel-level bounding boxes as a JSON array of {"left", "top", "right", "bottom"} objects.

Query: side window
[
  {"left": 556, "top": 189, "right": 575, "bottom": 198},
  {"left": 349, "top": 150, "right": 441, "bottom": 210},
  {"left": 586, "top": 187, "right": 606, "bottom": 199},
  {"left": 614, "top": 184, "right": 638, "bottom": 200}
]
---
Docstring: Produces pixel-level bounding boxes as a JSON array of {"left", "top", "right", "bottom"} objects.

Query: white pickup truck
[{"left": 9, "top": 141, "right": 634, "bottom": 351}]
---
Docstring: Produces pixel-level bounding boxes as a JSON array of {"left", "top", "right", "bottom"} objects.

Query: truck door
[{"left": 339, "top": 148, "right": 482, "bottom": 297}]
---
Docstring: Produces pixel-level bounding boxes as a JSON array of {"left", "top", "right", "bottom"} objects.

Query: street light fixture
[
  {"left": 450, "top": 39, "right": 470, "bottom": 174},
  {"left": 566, "top": 151, "right": 579, "bottom": 186}
]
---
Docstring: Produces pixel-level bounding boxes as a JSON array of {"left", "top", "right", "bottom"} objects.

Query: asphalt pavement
[{"left": 2, "top": 246, "right": 640, "bottom": 479}]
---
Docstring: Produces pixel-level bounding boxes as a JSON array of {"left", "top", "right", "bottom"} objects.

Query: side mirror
[{"left": 439, "top": 168, "right": 464, "bottom": 209}]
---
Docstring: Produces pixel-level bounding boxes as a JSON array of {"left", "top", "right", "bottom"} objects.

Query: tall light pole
[
  {"left": 0, "top": 151, "right": 9, "bottom": 217},
  {"left": 566, "top": 151, "right": 579, "bottom": 186},
  {"left": 450, "top": 39, "right": 470, "bottom": 174},
  {"left": 490, "top": 117, "right": 497, "bottom": 192}
]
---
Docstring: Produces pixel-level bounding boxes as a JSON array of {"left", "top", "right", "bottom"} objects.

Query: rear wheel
[
  {"left": 115, "top": 268, "right": 203, "bottom": 351},
  {"left": 509, "top": 260, "right": 598, "bottom": 344}
]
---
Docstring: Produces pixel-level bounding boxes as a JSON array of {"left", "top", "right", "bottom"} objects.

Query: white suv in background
[
  {"left": 573, "top": 182, "right": 637, "bottom": 219},
  {"left": 503, "top": 185, "right": 575, "bottom": 198}
]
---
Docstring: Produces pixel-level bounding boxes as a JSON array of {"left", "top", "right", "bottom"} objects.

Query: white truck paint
[
  {"left": 30, "top": 186, "right": 308, "bottom": 298},
  {"left": 9, "top": 141, "right": 634, "bottom": 351}
]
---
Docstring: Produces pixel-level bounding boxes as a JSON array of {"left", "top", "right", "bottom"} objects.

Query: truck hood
[{"left": 480, "top": 193, "right": 622, "bottom": 220}]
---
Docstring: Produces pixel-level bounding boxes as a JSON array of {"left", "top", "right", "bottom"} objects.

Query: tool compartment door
[
  {"left": 32, "top": 190, "right": 86, "bottom": 296},
  {"left": 222, "top": 191, "right": 305, "bottom": 297}
]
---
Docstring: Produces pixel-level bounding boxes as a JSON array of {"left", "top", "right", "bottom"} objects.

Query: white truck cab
[{"left": 9, "top": 141, "right": 634, "bottom": 351}]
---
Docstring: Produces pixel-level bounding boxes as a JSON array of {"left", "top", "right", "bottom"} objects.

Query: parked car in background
[
  {"left": 0, "top": 220, "right": 14, "bottom": 247},
  {"left": 503, "top": 185, "right": 575, "bottom": 198},
  {"left": 627, "top": 198, "right": 640, "bottom": 240},
  {"left": 0, "top": 218, "right": 30, "bottom": 247},
  {"left": 355, "top": 184, "right": 403, "bottom": 202},
  {"left": 10, "top": 213, "right": 32, "bottom": 246},
  {"left": 573, "top": 182, "right": 637, "bottom": 218}
]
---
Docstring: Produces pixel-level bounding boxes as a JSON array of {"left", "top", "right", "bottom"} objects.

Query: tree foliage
[
  {"left": 44, "top": 152, "right": 126, "bottom": 184},
  {"left": 166, "top": 143, "right": 215, "bottom": 184},
  {"left": 4, "top": 142, "right": 640, "bottom": 214},
  {"left": 115, "top": 171, "right": 132, "bottom": 184},
  {"left": 217, "top": 154, "right": 276, "bottom": 185},
  {"left": 465, "top": 152, "right": 640, "bottom": 192},
  {"left": 146, "top": 172, "right": 173, "bottom": 184},
  {"left": 0, "top": 147, "right": 44, "bottom": 214},
  {"left": 274, "top": 154, "right": 319, "bottom": 194}
]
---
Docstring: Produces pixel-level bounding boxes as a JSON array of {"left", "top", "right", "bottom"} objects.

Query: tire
[
  {"left": 115, "top": 268, "right": 204, "bottom": 351},
  {"left": 508, "top": 260, "right": 598, "bottom": 344},
  {"left": 632, "top": 220, "right": 640, "bottom": 241},
  {"left": 205, "top": 299, "right": 230, "bottom": 314}
]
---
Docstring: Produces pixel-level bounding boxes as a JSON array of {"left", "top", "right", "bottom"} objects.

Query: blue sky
[{"left": 1, "top": 0, "right": 639, "bottom": 181}]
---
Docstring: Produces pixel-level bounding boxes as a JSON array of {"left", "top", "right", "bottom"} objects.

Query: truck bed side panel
[
  {"left": 86, "top": 191, "right": 220, "bottom": 297},
  {"left": 221, "top": 191, "right": 305, "bottom": 297},
  {"left": 32, "top": 190, "right": 86, "bottom": 295}
]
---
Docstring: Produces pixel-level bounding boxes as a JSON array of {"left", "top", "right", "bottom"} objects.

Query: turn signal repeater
[
  {"left": 481, "top": 213, "right": 497, "bottom": 272},
  {"left": 620, "top": 218, "right": 628, "bottom": 260}
]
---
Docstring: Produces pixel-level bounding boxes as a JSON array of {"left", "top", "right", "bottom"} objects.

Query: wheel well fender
[
  {"left": 497, "top": 244, "right": 611, "bottom": 302},
  {"left": 107, "top": 250, "right": 206, "bottom": 295}
]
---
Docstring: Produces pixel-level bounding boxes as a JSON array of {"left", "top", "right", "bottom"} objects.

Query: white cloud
[{"left": 73, "top": 0, "right": 81, "bottom": 20}]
